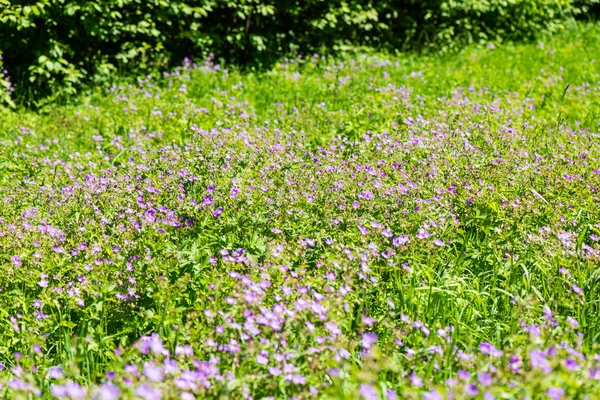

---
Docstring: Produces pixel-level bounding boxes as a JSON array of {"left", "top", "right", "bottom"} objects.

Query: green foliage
[
  {"left": 0, "top": 0, "right": 598, "bottom": 106},
  {"left": 0, "top": 52, "right": 14, "bottom": 107}
]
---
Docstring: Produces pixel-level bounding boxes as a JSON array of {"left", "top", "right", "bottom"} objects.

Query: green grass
[{"left": 0, "top": 21, "right": 598, "bottom": 400}]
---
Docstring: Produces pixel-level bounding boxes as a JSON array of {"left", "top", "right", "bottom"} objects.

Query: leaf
[{"left": 577, "top": 225, "right": 588, "bottom": 254}]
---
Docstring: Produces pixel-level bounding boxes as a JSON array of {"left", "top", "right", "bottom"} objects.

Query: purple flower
[
  {"left": 358, "top": 225, "right": 369, "bottom": 235},
  {"left": 8, "top": 379, "right": 33, "bottom": 391},
  {"left": 566, "top": 317, "right": 579, "bottom": 329},
  {"left": 565, "top": 358, "right": 579, "bottom": 370},
  {"left": 557, "top": 231, "right": 575, "bottom": 248},
  {"left": 326, "top": 321, "right": 342, "bottom": 335},
  {"left": 477, "top": 372, "right": 492, "bottom": 387},
  {"left": 58, "top": 382, "right": 85, "bottom": 399},
  {"left": 143, "top": 363, "right": 164, "bottom": 382},
  {"left": 11, "top": 256, "right": 21, "bottom": 267},
  {"left": 529, "top": 349, "right": 551, "bottom": 373},
  {"left": 97, "top": 383, "right": 120, "bottom": 400},
  {"left": 457, "top": 370, "right": 470, "bottom": 380},
  {"left": 137, "top": 333, "right": 165, "bottom": 355},
  {"left": 292, "top": 374, "right": 306, "bottom": 385},
  {"left": 362, "top": 316, "right": 375, "bottom": 327},
  {"left": 410, "top": 373, "right": 423, "bottom": 387},
  {"left": 283, "top": 363, "right": 297, "bottom": 374},
  {"left": 416, "top": 228, "right": 430, "bottom": 239},
  {"left": 48, "top": 366, "right": 63, "bottom": 379},
  {"left": 547, "top": 387, "right": 565, "bottom": 400},
  {"left": 175, "top": 344, "right": 194, "bottom": 356},
  {"left": 359, "top": 384, "right": 378, "bottom": 400},
  {"left": 465, "top": 383, "right": 479, "bottom": 396},
  {"left": 268, "top": 366, "right": 282, "bottom": 376},
  {"left": 479, "top": 342, "right": 503, "bottom": 357},
  {"left": 52, "top": 385, "right": 67, "bottom": 398},
  {"left": 256, "top": 352, "right": 269, "bottom": 365},
  {"left": 393, "top": 235, "right": 409, "bottom": 246},
  {"left": 360, "top": 332, "right": 377, "bottom": 350},
  {"left": 135, "top": 384, "right": 162, "bottom": 400},
  {"left": 423, "top": 389, "right": 443, "bottom": 400},
  {"left": 338, "top": 348, "right": 351, "bottom": 359},
  {"left": 358, "top": 191, "right": 374, "bottom": 200},
  {"left": 572, "top": 284, "right": 583, "bottom": 295}
]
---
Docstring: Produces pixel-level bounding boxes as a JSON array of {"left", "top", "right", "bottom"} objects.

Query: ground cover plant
[{"left": 0, "top": 22, "right": 599, "bottom": 399}]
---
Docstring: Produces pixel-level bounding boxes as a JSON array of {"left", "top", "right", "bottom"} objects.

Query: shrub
[
  {"left": 0, "top": 0, "right": 597, "bottom": 106},
  {"left": 0, "top": 52, "right": 14, "bottom": 107}
]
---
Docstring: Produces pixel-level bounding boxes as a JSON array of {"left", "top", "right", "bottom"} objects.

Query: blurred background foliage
[{"left": 0, "top": 0, "right": 598, "bottom": 106}]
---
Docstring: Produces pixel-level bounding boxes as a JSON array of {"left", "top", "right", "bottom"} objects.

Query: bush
[
  {"left": 0, "top": 0, "right": 597, "bottom": 106},
  {"left": 0, "top": 53, "right": 14, "bottom": 107}
]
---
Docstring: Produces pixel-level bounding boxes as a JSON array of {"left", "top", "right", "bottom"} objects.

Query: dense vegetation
[
  {"left": 0, "top": 21, "right": 598, "bottom": 398},
  {"left": 0, "top": 0, "right": 599, "bottom": 106}
]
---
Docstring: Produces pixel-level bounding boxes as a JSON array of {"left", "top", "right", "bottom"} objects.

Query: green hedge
[{"left": 0, "top": 0, "right": 597, "bottom": 106}]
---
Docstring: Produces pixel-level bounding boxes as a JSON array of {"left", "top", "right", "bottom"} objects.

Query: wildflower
[
  {"left": 48, "top": 366, "right": 63, "bottom": 379},
  {"left": 256, "top": 352, "right": 269, "bottom": 365},
  {"left": 477, "top": 372, "right": 492, "bottom": 387},
  {"left": 566, "top": 317, "right": 579, "bottom": 329},
  {"left": 360, "top": 333, "right": 377, "bottom": 350},
  {"left": 423, "top": 389, "right": 443, "bottom": 400},
  {"left": 143, "top": 363, "right": 164, "bottom": 382},
  {"left": 97, "top": 383, "right": 120, "bottom": 400},
  {"left": 359, "top": 384, "right": 378, "bottom": 400},
  {"left": 529, "top": 349, "right": 551, "bottom": 373},
  {"left": 479, "top": 342, "right": 503, "bottom": 357},
  {"left": 392, "top": 235, "right": 409, "bottom": 246},
  {"left": 457, "top": 370, "right": 470, "bottom": 380},
  {"left": 483, "top": 391, "right": 495, "bottom": 400},
  {"left": 546, "top": 387, "right": 565, "bottom": 400},
  {"left": 292, "top": 374, "right": 306, "bottom": 385},
  {"left": 135, "top": 384, "right": 162, "bottom": 400},
  {"left": 565, "top": 359, "right": 579, "bottom": 370},
  {"left": 11, "top": 256, "right": 21, "bottom": 267},
  {"left": 465, "top": 383, "right": 479, "bottom": 396},
  {"left": 416, "top": 228, "right": 430, "bottom": 239},
  {"left": 410, "top": 373, "right": 423, "bottom": 387}
]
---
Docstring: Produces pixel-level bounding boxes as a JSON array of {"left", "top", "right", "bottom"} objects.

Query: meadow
[{"left": 0, "top": 22, "right": 599, "bottom": 399}]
